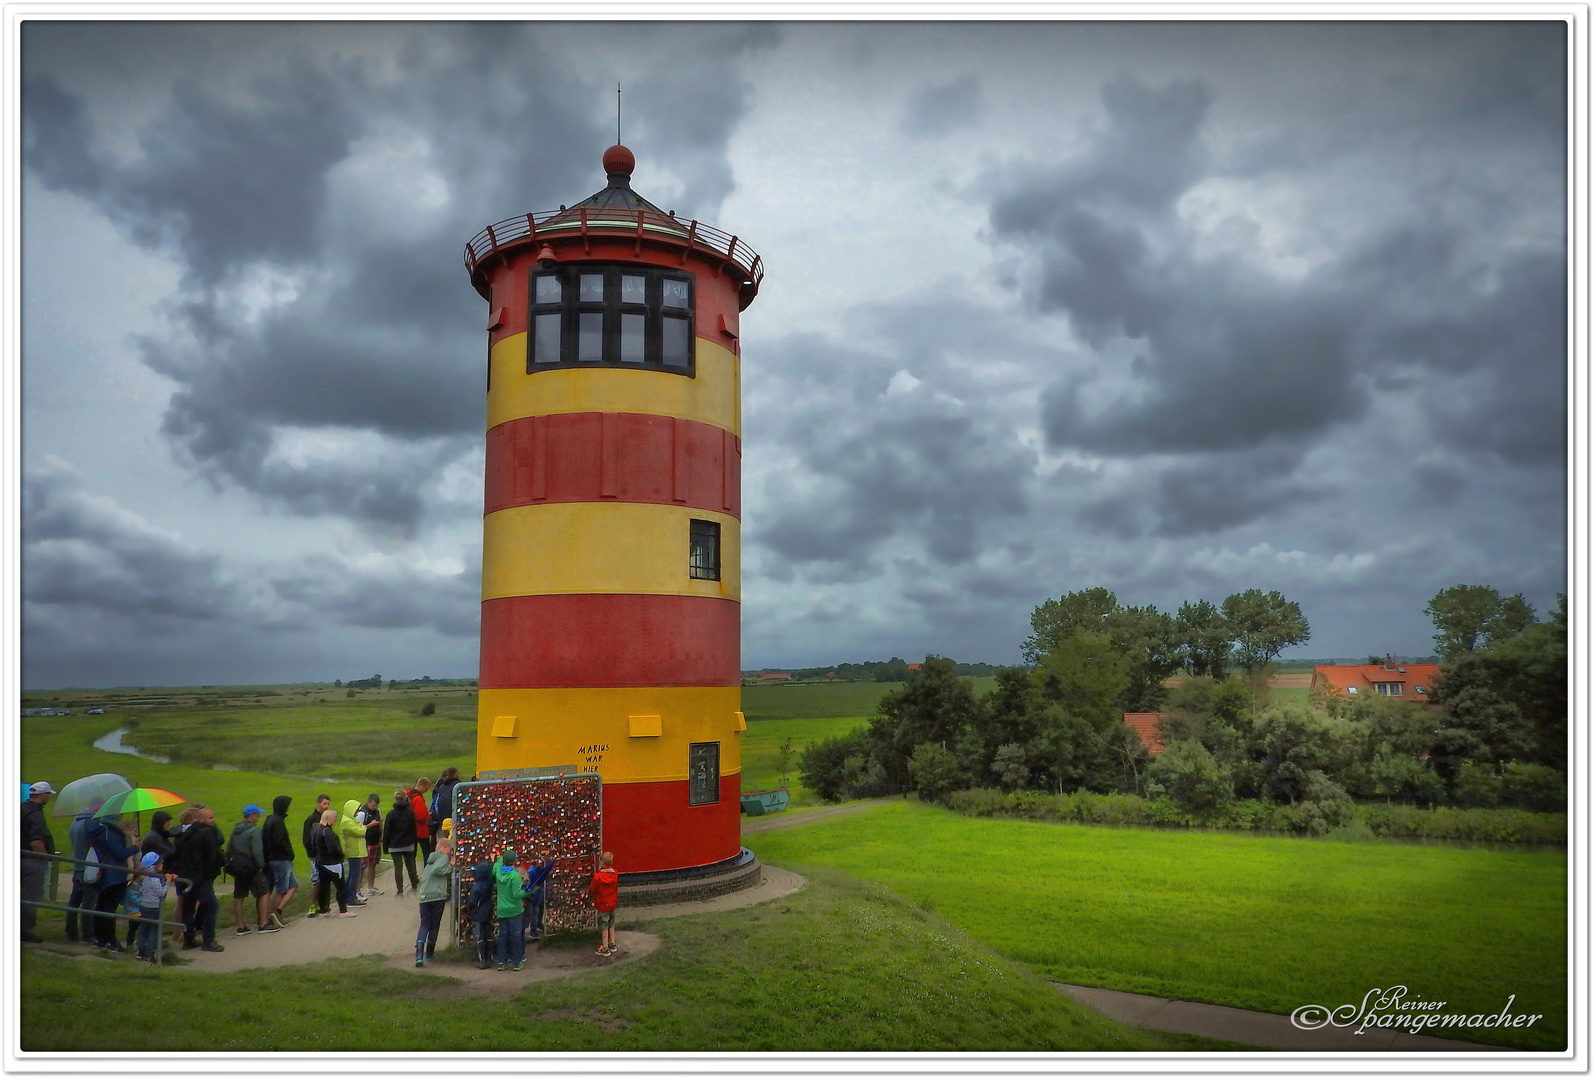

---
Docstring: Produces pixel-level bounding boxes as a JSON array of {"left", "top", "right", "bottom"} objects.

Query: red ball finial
[{"left": 603, "top": 144, "right": 635, "bottom": 177}]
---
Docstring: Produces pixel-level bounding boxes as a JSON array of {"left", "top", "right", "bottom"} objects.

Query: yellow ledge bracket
[
  {"left": 734, "top": 711, "right": 747, "bottom": 732},
  {"left": 492, "top": 715, "right": 519, "bottom": 739},
  {"left": 628, "top": 714, "right": 663, "bottom": 738}
]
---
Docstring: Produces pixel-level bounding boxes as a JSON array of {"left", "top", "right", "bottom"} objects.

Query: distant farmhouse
[
  {"left": 1311, "top": 659, "right": 1442, "bottom": 704},
  {"left": 1122, "top": 713, "right": 1167, "bottom": 756}
]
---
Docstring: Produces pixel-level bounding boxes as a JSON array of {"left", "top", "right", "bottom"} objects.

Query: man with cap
[
  {"left": 228, "top": 805, "right": 273, "bottom": 934},
  {"left": 20, "top": 781, "right": 56, "bottom": 943}
]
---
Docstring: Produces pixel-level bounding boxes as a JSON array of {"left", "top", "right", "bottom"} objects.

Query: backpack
[{"left": 225, "top": 830, "right": 257, "bottom": 879}]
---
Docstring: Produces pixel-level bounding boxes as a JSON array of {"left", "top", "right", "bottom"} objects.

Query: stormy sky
[{"left": 19, "top": 21, "right": 1569, "bottom": 688}]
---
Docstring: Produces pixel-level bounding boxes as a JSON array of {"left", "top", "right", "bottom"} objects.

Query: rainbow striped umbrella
[{"left": 94, "top": 787, "right": 185, "bottom": 820}]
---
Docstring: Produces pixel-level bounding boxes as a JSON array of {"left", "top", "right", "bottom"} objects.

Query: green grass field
[{"left": 748, "top": 800, "right": 1567, "bottom": 1051}]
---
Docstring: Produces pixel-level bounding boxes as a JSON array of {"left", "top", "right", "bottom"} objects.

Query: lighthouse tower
[{"left": 463, "top": 144, "right": 762, "bottom": 876}]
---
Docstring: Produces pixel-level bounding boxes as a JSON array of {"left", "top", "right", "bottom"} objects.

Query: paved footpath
[
  {"left": 1055, "top": 983, "right": 1519, "bottom": 1053},
  {"left": 143, "top": 863, "right": 808, "bottom": 996}
]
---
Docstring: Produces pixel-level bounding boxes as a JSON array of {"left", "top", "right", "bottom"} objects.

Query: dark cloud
[
  {"left": 989, "top": 72, "right": 1565, "bottom": 482},
  {"left": 1076, "top": 447, "right": 1317, "bottom": 539},
  {"left": 22, "top": 458, "right": 237, "bottom": 622},
  {"left": 20, "top": 459, "right": 480, "bottom": 686},
  {"left": 271, "top": 554, "right": 479, "bottom": 639},
  {"left": 902, "top": 75, "right": 982, "bottom": 138},
  {"left": 21, "top": 24, "right": 771, "bottom": 529},
  {"left": 757, "top": 386, "right": 1033, "bottom": 568},
  {"left": 746, "top": 306, "right": 1041, "bottom": 577}
]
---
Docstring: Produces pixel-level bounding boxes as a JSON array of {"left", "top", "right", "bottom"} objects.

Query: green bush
[
  {"left": 992, "top": 743, "right": 1029, "bottom": 792},
  {"left": 798, "top": 728, "right": 872, "bottom": 803},
  {"left": 1371, "top": 752, "right": 1448, "bottom": 807},
  {"left": 1360, "top": 803, "right": 1566, "bottom": 844},
  {"left": 420, "top": 702, "right": 436, "bottom": 717},
  {"left": 1453, "top": 763, "right": 1502, "bottom": 808},
  {"left": 945, "top": 787, "right": 1565, "bottom": 844},
  {"left": 909, "top": 743, "right": 967, "bottom": 804},
  {"left": 1146, "top": 739, "right": 1232, "bottom": 816},
  {"left": 1499, "top": 762, "right": 1566, "bottom": 813}
]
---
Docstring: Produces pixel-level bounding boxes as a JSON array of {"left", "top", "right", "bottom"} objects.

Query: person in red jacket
[
  {"left": 408, "top": 779, "right": 433, "bottom": 860},
  {"left": 586, "top": 851, "right": 619, "bottom": 957}
]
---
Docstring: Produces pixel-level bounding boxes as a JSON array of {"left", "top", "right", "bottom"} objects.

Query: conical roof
[{"left": 543, "top": 143, "right": 668, "bottom": 223}]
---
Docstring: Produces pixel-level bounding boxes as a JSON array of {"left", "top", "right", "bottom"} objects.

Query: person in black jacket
[
  {"left": 382, "top": 789, "right": 419, "bottom": 895},
  {"left": 301, "top": 794, "right": 330, "bottom": 913},
  {"left": 262, "top": 795, "right": 296, "bottom": 928},
  {"left": 168, "top": 805, "right": 225, "bottom": 952},
  {"left": 359, "top": 794, "right": 383, "bottom": 895},
  {"left": 429, "top": 767, "right": 461, "bottom": 836},
  {"left": 309, "top": 809, "right": 351, "bottom": 917}
]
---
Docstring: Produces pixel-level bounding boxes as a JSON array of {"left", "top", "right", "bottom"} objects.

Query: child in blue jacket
[{"left": 464, "top": 860, "right": 496, "bottom": 970}]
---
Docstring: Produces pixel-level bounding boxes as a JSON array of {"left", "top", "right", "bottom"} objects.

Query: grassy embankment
[{"left": 749, "top": 799, "right": 1567, "bottom": 1052}]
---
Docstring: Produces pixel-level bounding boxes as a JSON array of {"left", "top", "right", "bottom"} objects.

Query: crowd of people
[
  {"left": 21, "top": 766, "right": 622, "bottom": 969},
  {"left": 21, "top": 769, "right": 469, "bottom": 956}
]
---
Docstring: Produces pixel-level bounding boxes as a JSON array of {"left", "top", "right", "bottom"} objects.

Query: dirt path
[{"left": 68, "top": 862, "right": 809, "bottom": 995}]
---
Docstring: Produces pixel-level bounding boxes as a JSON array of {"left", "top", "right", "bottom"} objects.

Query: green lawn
[
  {"left": 20, "top": 867, "right": 1233, "bottom": 1052},
  {"left": 747, "top": 800, "right": 1567, "bottom": 1051}
]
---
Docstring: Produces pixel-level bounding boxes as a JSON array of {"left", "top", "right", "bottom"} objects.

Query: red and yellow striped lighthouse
[{"left": 463, "top": 144, "right": 762, "bottom": 874}]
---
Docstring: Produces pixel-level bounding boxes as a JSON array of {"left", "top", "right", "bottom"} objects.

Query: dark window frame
[
  {"left": 527, "top": 263, "right": 695, "bottom": 375},
  {"left": 689, "top": 519, "right": 721, "bottom": 581},
  {"left": 688, "top": 741, "right": 721, "bottom": 806}
]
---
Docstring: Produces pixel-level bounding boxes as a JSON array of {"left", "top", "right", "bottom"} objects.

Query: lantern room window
[{"left": 526, "top": 264, "right": 695, "bottom": 374}]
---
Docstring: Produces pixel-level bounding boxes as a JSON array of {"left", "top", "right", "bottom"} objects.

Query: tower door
[{"left": 688, "top": 742, "right": 720, "bottom": 805}]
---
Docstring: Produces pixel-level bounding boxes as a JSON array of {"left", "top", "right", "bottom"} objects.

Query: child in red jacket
[{"left": 586, "top": 851, "right": 619, "bottom": 956}]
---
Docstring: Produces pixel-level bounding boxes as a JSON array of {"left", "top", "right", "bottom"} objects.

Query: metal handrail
[
  {"left": 23, "top": 851, "right": 193, "bottom": 966},
  {"left": 464, "top": 207, "right": 764, "bottom": 291}
]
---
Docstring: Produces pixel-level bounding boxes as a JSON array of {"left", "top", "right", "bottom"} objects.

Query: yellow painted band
[
  {"left": 488, "top": 334, "right": 739, "bottom": 437},
  {"left": 477, "top": 686, "right": 743, "bottom": 783},
  {"left": 482, "top": 503, "right": 739, "bottom": 601}
]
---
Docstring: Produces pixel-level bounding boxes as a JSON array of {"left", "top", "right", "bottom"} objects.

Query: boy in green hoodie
[
  {"left": 339, "top": 799, "right": 369, "bottom": 909},
  {"left": 491, "top": 847, "right": 530, "bottom": 971}
]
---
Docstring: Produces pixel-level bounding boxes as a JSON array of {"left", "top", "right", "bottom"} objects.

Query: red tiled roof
[
  {"left": 906, "top": 663, "right": 922, "bottom": 671},
  {"left": 1311, "top": 664, "right": 1442, "bottom": 701},
  {"left": 1123, "top": 712, "right": 1166, "bottom": 755}
]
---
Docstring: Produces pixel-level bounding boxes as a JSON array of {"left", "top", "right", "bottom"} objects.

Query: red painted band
[
  {"left": 601, "top": 773, "right": 742, "bottom": 873},
  {"left": 485, "top": 412, "right": 741, "bottom": 518},
  {"left": 480, "top": 594, "right": 740, "bottom": 689}
]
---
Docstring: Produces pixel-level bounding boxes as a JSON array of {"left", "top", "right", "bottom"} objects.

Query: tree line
[{"left": 799, "top": 584, "right": 1564, "bottom": 823}]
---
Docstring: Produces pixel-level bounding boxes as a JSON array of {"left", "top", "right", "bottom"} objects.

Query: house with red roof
[
  {"left": 1122, "top": 713, "right": 1167, "bottom": 755},
  {"left": 1311, "top": 660, "right": 1442, "bottom": 704}
]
